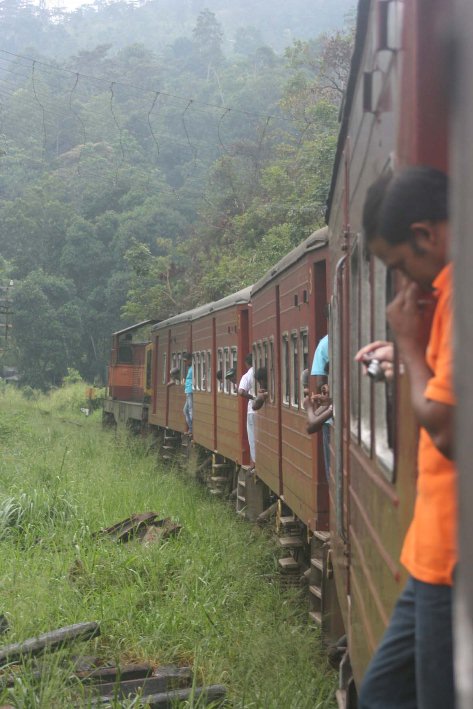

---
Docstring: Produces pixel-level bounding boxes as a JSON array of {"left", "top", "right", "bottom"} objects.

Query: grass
[{"left": 0, "top": 383, "right": 336, "bottom": 707}]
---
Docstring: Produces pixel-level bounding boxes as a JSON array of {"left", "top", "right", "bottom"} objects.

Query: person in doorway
[
  {"left": 308, "top": 334, "right": 332, "bottom": 480},
  {"left": 355, "top": 166, "right": 455, "bottom": 709},
  {"left": 182, "top": 352, "right": 193, "bottom": 436},
  {"left": 238, "top": 354, "right": 258, "bottom": 471}
]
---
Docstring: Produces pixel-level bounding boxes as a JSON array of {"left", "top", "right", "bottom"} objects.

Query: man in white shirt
[{"left": 238, "top": 354, "right": 258, "bottom": 470}]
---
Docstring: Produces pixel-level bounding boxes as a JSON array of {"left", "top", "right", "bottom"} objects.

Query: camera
[{"left": 366, "top": 358, "right": 386, "bottom": 382}]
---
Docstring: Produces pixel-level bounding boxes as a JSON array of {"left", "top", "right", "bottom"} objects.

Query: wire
[{"left": 0, "top": 47, "right": 308, "bottom": 127}]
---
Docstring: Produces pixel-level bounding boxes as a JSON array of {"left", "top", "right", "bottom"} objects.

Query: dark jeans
[{"left": 359, "top": 576, "right": 454, "bottom": 709}]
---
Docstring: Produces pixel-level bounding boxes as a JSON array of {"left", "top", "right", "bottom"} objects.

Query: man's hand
[
  {"left": 386, "top": 282, "right": 436, "bottom": 355},
  {"left": 355, "top": 340, "right": 395, "bottom": 380}
]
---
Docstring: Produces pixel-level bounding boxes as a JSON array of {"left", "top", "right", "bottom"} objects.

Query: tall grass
[{"left": 0, "top": 385, "right": 336, "bottom": 707}]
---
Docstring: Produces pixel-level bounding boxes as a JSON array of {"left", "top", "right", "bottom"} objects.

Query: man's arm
[{"left": 387, "top": 282, "right": 454, "bottom": 459}]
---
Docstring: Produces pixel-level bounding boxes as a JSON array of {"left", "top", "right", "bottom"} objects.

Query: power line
[{"left": 0, "top": 47, "right": 309, "bottom": 128}]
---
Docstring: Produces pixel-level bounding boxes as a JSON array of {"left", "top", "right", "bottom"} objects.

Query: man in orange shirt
[{"left": 355, "top": 167, "right": 455, "bottom": 708}]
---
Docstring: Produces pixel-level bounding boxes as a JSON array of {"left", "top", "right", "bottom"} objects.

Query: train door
[{"left": 312, "top": 257, "right": 329, "bottom": 529}]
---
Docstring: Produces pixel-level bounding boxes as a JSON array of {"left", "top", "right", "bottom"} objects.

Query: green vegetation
[
  {"left": 0, "top": 385, "right": 336, "bottom": 707},
  {"left": 0, "top": 0, "right": 353, "bottom": 389}
]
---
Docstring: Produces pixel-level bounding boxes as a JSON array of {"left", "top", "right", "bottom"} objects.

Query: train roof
[
  {"left": 251, "top": 226, "right": 327, "bottom": 296},
  {"left": 112, "top": 319, "right": 159, "bottom": 337},
  {"left": 151, "top": 286, "right": 252, "bottom": 331},
  {"left": 325, "top": 0, "right": 370, "bottom": 222}
]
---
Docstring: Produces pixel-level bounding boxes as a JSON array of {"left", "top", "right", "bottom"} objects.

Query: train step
[
  {"left": 309, "top": 611, "right": 322, "bottom": 626},
  {"left": 313, "top": 531, "right": 330, "bottom": 543},
  {"left": 209, "top": 489, "right": 223, "bottom": 496},
  {"left": 237, "top": 494, "right": 246, "bottom": 503},
  {"left": 162, "top": 445, "right": 176, "bottom": 451},
  {"left": 278, "top": 556, "right": 300, "bottom": 572},
  {"left": 311, "top": 557, "right": 323, "bottom": 572},
  {"left": 210, "top": 476, "right": 228, "bottom": 483},
  {"left": 238, "top": 479, "right": 246, "bottom": 488},
  {"left": 278, "top": 536, "right": 304, "bottom": 549},
  {"left": 309, "top": 584, "right": 322, "bottom": 600},
  {"left": 279, "top": 515, "right": 297, "bottom": 525},
  {"left": 212, "top": 463, "right": 232, "bottom": 470}
]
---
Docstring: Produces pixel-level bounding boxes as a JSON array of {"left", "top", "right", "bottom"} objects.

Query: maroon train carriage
[
  {"left": 250, "top": 227, "right": 329, "bottom": 532},
  {"left": 102, "top": 320, "right": 156, "bottom": 428},
  {"left": 325, "top": 0, "right": 451, "bottom": 700},
  {"left": 149, "top": 306, "right": 198, "bottom": 434},
  {"left": 149, "top": 288, "right": 253, "bottom": 472},
  {"left": 192, "top": 287, "right": 252, "bottom": 466}
]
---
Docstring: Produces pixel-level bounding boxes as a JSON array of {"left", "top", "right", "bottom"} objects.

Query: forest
[{"left": 0, "top": 0, "right": 354, "bottom": 388}]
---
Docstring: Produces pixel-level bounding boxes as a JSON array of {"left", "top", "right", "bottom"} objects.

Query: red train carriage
[
  {"left": 326, "top": 0, "right": 451, "bottom": 698},
  {"left": 149, "top": 288, "right": 252, "bottom": 466},
  {"left": 193, "top": 288, "right": 252, "bottom": 465},
  {"left": 103, "top": 320, "right": 156, "bottom": 427},
  {"left": 149, "top": 307, "right": 201, "bottom": 433},
  {"left": 250, "top": 228, "right": 329, "bottom": 531}
]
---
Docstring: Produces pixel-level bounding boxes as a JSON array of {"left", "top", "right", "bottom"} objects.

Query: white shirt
[{"left": 238, "top": 367, "right": 257, "bottom": 416}]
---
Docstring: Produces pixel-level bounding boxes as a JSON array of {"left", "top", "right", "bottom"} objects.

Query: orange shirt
[{"left": 400, "top": 264, "right": 456, "bottom": 586}]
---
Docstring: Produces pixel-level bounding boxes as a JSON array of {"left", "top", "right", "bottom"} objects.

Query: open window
[
  {"left": 207, "top": 350, "right": 211, "bottom": 392},
  {"left": 290, "top": 331, "right": 299, "bottom": 408},
  {"left": 162, "top": 352, "right": 167, "bottom": 385},
  {"left": 373, "top": 259, "right": 395, "bottom": 478},
  {"left": 282, "top": 333, "right": 290, "bottom": 406},
  {"left": 217, "top": 348, "right": 223, "bottom": 392},
  {"left": 269, "top": 338, "right": 275, "bottom": 403}
]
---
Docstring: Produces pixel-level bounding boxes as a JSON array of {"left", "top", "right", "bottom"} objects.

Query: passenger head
[
  {"left": 363, "top": 166, "right": 449, "bottom": 289},
  {"left": 255, "top": 367, "right": 267, "bottom": 390},
  {"left": 225, "top": 367, "right": 237, "bottom": 383},
  {"left": 301, "top": 368, "right": 309, "bottom": 396},
  {"left": 244, "top": 353, "right": 253, "bottom": 368},
  {"left": 183, "top": 352, "right": 192, "bottom": 364}
]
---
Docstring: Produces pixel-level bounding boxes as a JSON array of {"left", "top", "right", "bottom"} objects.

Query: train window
[
  {"left": 162, "top": 352, "right": 167, "bottom": 385},
  {"left": 194, "top": 353, "right": 200, "bottom": 391},
  {"left": 350, "top": 239, "right": 361, "bottom": 439},
  {"left": 290, "top": 331, "right": 299, "bottom": 408},
  {"left": 256, "top": 341, "right": 263, "bottom": 370},
  {"left": 373, "top": 260, "right": 395, "bottom": 478},
  {"left": 359, "top": 243, "right": 372, "bottom": 453},
  {"left": 300, "top": 329, "right": 309, "bottom": 399},
  {"left": 269, "top": 338, "right": 275, "bottom": 403},
  {"left": 200, "top": 351, "right": 206, "bottom": 391},
  {"left": 177, "top": 352, "right": 183, "bottom": 382},
  {"left": 230, "top": 346, "right": 238, "bottom": 395},
  {"left": 223, "top": 347, "right": 230, "bottom": 394},
  {"left": 217, "top": 348, "right": 223, "bottom": 391},
  {"left": 282, "top": 333, "right": 290, "bottom": 406},
  {"left": 300, "top": 329, "right": 309, "bottom": 371},
  {"left": 207, "top": 350, "right": 211, "bottom": 392}
]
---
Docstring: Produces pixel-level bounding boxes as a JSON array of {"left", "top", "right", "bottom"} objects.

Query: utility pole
[{"left": 0, "top": 280, "right": 13, "bottom": 355}]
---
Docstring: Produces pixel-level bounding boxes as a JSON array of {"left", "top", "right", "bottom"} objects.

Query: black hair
[
  {"left": 183, "top": 352, "right": 192, "bottom": 361},
  {"left": 255, "top": 367, "right": 267, "bottom": 386},
  {"left": 244, "top": 353, "right": 253, "bottom": 367},
  {"left": 363, "top": 166, "right": 448, "bottom": 245}
]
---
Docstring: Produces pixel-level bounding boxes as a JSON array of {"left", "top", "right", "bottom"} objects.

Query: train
[{"left": 103, "top": 0, "right": 473, "bottom": 706}]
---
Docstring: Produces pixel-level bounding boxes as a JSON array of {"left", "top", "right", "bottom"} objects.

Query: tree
[
  {"left": 12, "top": 271, "right": 82, "bottom": 389},
  {"left": 192, "top": 9, "right": 224, "bottom": 73}
]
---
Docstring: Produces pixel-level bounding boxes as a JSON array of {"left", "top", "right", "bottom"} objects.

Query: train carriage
[
  {"left": 103, "top": 320, "right": 156, "bottom": 428},
  {"left": 326, "top": 0, "right": 452, "bottom": 692},
  {"left": 203, "top": 287, "right": 252, "bottom": 465},
  {"left": 251, "top": 228, "right": 329, "bottom": 530},
  {"left": 149, "top": 307, "right": 202, "bottom": 432}
]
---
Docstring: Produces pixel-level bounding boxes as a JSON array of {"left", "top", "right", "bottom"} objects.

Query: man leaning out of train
[{"left": 355, "top": 166, "right": 455, "bottom": 709}]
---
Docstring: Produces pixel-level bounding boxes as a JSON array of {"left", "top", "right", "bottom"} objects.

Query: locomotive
[{"left": 103, "top": 0, "right": 473, "bottom": 705}]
